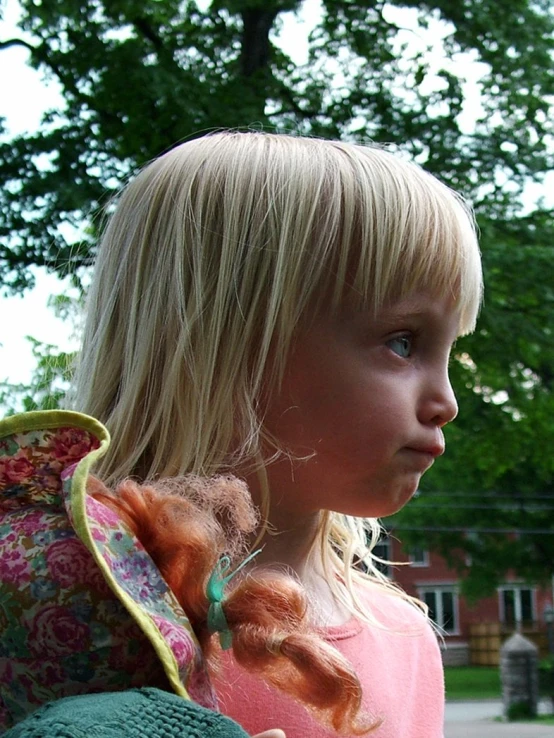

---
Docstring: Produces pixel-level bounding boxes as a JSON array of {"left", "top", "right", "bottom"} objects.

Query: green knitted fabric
[{"left": 3, "top": 689, "right": 249, "bottom": 738}]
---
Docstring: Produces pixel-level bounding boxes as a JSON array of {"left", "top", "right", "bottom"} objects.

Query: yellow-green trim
[
  {"left": 70, "top": 452, "right": 190, "bottom": 699},
  {"left": 1, "top": 410, "right": 190, "bottom": 701},
  {"left": 0, "top": 410, "right": 110, "bottom": 446}
]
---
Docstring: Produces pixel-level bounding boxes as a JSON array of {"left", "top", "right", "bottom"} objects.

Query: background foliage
[{"left": 1, "top": 0, "right": 553, "bottom": 595}]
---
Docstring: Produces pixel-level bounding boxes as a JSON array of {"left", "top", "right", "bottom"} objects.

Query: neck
[
  {"left": 253, "top": 504, "right": 322, "bottom": 578},
  {"left": 244, "top": 478, "right": 351, "bottom": 627}
]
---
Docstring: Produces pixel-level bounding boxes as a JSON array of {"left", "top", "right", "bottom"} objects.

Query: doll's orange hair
[{"left": 88, "top": 475, "right": 377, "bottom": 735}]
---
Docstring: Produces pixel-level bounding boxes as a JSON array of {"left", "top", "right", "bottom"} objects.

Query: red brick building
[{"left": 374, "top": 535, "right": 553, "bottom": 666}]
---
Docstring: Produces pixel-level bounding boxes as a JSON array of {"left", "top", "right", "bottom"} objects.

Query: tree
[{"left": 1, "top": 0, "right": 553, "bottom": 592}]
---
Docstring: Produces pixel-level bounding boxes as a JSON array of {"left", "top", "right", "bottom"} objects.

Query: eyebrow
[
  {"left": 375, "top": 303, "right": 462, "bottom": 332},
  {"left": 376, "top": 307, "right": 434, "bottom": 325}
]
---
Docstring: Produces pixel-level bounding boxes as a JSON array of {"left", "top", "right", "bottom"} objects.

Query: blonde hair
[{"left": 72, "top": 131, "right": 482, "bottom": 614}]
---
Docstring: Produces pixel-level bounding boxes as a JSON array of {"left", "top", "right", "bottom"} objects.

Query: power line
[
  {"left": 418, "top": 492, "right": 554, "bottom": 500},
  {"left": 404, "top": 499, "right": 554, "bottom": 512},
  {"left": 390, "top": 525, "right": 554, "bottom": 535}
]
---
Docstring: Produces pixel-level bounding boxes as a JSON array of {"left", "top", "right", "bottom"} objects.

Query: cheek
[
  {"left": 262, "top": 332, "right": 404, "bottom": 454},
  {"left": 269, "top": 380, "right": 380, "bottom": 457}
]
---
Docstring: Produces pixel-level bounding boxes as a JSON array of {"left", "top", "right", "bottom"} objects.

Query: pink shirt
[{"left": 214, "top": 585, "right": 445, "bottom": 738}]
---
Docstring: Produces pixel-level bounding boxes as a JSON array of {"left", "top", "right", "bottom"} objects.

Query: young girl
[{"left": 71, "top": 131, "right": 483, "bottom": 737}]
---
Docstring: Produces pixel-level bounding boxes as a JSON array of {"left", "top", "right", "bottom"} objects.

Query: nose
[{"left": 421, "top": 370, "right": 458, "bottom": 428}]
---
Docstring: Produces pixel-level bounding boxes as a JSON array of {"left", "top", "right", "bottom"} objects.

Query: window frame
[
  {"left": 418, "top": 585, "right": 460, "bottom": 635},
  {"left": 370, "top": 537, "right": 392, "bottom": 578},
  {"left": 498, "top": 585, "right": 537, "bottom": 626},
  {"left": 408, "top": 546, "right": 430, "bottom": 567}
]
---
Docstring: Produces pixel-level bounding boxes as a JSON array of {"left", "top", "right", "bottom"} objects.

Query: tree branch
[
  {"left": 0, "top": 38, "right": 36, "bottom": 53},
  {"left": 240, "top": 8, "right": 279, "bottom": 77},
  {"left": 132, "top": 17, "right": 165, "bottom": 53}
]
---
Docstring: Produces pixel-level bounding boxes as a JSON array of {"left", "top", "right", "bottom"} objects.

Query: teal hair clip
[{"left": 206, "top": 549, "right": 262, "bottom": 650}]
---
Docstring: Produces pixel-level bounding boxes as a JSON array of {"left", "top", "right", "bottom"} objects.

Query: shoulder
[
  {"left": 355, "top": 580, "right": 435, "bottom": 636},
  {"left": 350, "top": 582, "right": 444, "bottom": 687}
]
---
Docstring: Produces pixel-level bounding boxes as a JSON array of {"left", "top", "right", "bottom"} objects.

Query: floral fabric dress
[{"left": 0, "top": 410, "right": 215, "bottom": 731}]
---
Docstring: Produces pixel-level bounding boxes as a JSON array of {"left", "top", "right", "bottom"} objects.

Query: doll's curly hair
[{"left": 88, "top": 474, "right": 377, "bottom": 735}]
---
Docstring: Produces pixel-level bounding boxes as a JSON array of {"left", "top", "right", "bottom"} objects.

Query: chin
[
  {"left": 378, "top": 499, "right": 413, "bottom": 519},
  {"left": 356, "top": 481, "right": 419, "bottom": 519}
]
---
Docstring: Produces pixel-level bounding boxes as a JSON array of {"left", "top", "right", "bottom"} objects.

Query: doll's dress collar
[{"left": 0, "top": 410, "right": 215, "bottom": 731}]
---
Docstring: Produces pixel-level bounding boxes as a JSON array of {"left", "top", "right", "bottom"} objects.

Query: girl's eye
[{"left": 387, "top": 334, "right": 412, "bottom": 358}]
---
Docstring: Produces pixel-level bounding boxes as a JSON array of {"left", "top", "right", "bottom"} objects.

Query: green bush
[
  {"left": 507, "top": 700, "right": 536, "bottom": 721},
  {"left": 539, "top": 656, "right": 554, "bottom": 697}
]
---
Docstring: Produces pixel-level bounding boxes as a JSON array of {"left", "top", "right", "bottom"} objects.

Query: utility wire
[
  {"left": 407, "top": 502, "right": 554, "bottom": 510},
  {"left": 418, "top": 492, "right": 554, "bottom": 500},
  {"left": 389, "top": 525, "right": 554, "bottom": 534}
]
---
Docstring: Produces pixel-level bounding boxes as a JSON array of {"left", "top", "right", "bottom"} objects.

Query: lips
[
  {"left": 408, "top": 443, "right": 445, "bottom": 458},
  {"left": 402, "top": 442, "right": 445, "bottom": 472},
  {"left": 407, "top": 429, "right": 445, "bottom": 459}
]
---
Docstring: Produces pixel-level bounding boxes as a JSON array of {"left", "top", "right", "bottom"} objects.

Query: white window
[
  {"left": 419, "top": 587, "right": 459, "bottom": 634},
  {"left": 499, "top": 586, "right": 536, "bottom": 626},
  {"left": 371, "top": 538, "right": 391, "bottom": 578},
  {"left": 409, "top": 546, "right": 429, "bottom": 567}
]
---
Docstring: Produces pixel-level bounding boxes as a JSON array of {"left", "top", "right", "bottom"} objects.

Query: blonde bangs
[{"left": 307, "top": 141, "right": 483, "bottom": 337}]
